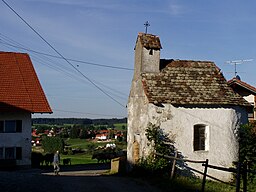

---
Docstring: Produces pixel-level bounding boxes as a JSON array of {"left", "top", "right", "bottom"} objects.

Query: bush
[
  {"left": 41, "top": 136, "right": 64, "bottom": 153},
  {"left": 132, "top": 123, "right": 175, "bottom": 177},
  {"left": 239, "top": 121, "right": 256, "bottom": 180},
  {"left": 31, "top": 152, "right": 43, "bottom": 168}
]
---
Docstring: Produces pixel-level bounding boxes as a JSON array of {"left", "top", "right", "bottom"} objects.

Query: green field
[
  {"left": 61, "top": 138, "right": 126, "bottom": 165},
  {"left": 60, "top": 153, "right": 97, "bottom": 164}
]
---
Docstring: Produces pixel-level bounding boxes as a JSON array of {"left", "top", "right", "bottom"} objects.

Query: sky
[{"left": 0, "top": 0, "right": 256, "bottom": 119}]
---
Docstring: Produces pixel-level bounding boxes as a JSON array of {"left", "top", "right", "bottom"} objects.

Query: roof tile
[
  {"left": 0, "top": 52, "right": 52, "bottom": 113},
  {"left": 142, "top": 60, "right": 250, "bottom": 106},
  {"left": 137, "top": 33, "right": 162, "bottom": 50}
]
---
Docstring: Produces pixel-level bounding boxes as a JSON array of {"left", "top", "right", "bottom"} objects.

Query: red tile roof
[
  {"left": 142, "top": 60, "right": 250, "bottom": 107},
  {"left": 0, "top": 52, "right": 52, "bottom": 113},
  {"left": 228, "top": 78, "right": 256, "bottom": 95}
]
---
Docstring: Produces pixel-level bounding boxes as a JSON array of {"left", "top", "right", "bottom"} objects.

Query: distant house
[
  {"left": 228, "top": 77, "right": 256, "bottom": 121},
  {"left": 0, "top": 52, "right": 52, "bottom": 168},
  {"left": 95, "top": 130, "right": 108, "bottom": 140},
  {"left": 127, "top": 33, "right": 250, "bottom": 181}
]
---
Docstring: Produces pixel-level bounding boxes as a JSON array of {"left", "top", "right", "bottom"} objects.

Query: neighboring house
[
  {"left": 127, "top": 33, "right": 250, "bottom": 181},
  {"left": 95, "top": 133, "right": 108, "bottom": 140},
  {"left": 95, "top": 130, "right": 109, "bottom": 140},
  {"left": 228, "top": 77, "right": 256, "bottom": 121},
  {"left": 0, "top": 52, "right": 52, "bottom": 168}
]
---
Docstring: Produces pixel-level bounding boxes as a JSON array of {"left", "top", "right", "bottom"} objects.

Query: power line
[
  {"left": 0, "top": 38, "right": 133, "bottom": 71},
  {"left": 53, "top": 109, "right": 126, "bottom": 118},
  {"left": 0, "top": 35, "right": 128, "bottom": 100},
  {"left": 2, "top": 0, "right": 126, "bottom": 108}
]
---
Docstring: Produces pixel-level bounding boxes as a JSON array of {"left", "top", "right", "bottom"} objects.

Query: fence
[{"left": 155, "top": 152, "right": 254, "bottom": 192}]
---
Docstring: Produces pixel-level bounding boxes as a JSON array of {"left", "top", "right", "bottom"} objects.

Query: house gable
[
  {"left": 228, "top": 77, "right": 256, "bottom": 96},
  {"left": 228, "top": 77, "right": 256, "bottom": 120}
]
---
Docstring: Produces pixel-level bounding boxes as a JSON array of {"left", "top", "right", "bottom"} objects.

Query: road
[{"left": 0, "top": 164, "right": 161, "bottom": 192}]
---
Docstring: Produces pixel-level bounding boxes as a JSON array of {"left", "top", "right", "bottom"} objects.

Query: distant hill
[{"left": 32, "top": 118, "right": 127, "bottom": 125}]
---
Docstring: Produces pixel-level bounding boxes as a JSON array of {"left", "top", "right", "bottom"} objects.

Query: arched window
[{"left": 194, "top": 124, "right": 208, "bottom": 151}]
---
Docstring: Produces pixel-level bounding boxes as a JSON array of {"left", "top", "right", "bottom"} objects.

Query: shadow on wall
[{"left": 126, "top": 150, "right": 196, "bottom": 179}]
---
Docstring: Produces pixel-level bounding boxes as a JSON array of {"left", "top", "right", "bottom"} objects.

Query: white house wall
[
  {"left": 128, "top": 93, "right": 248, "bottom": 181},
  {"left": 244, "top": 94, "right": 254, "bottom": 105},
  {"left": 0, "top": 112, "right": 31, "bottom": 166}
]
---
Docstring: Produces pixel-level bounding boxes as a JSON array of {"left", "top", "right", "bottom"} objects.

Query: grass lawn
[
  {"left": 142, "top": 175, "right": 237, "bottom": 192},
  {"left": 60, "top": 153, "right": 97, "bottom": 165},
  {"left": 114, "top": 123, "right": 127, "bottom": 130},
  {"left": 65, "top": 138, "right": 126, "bottom": 150},
  {"left": 65, "top": 138, "right": 93, "bottom": 149},
  {"left": 61, "top": 138, "right": 126, "bottom": 165}
]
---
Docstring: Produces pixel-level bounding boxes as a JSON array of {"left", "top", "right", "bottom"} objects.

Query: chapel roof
[
  {"left": 141, "top": 60, "right": 250, "bottom": 106},
  {"left": 0, "top": 52, "right": 52, "bottom": 113},
  {"left": 136, "top": 32, "right": 162, "bottom": 50}
]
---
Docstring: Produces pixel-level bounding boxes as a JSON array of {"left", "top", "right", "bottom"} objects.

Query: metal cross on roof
[{"left": 144, "top": 21, "right": 150, "bottom": 34}]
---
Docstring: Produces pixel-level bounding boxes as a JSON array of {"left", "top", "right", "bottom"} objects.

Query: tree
[
  {"left": 70, "top": 125, "right": 80, "bottom": 139},
  {"left": 79, "top": 127, "right": 88, "bottom": 139},
  {"left": 60, "top": 127, "right": 69, "bottom": 138},
  {"left": 35, "top": 124, "right": 49, "bottom": 134},
  {"left": 41, "top": 136, "right": 64, "bottom": 153},
  {"left": 239, "top": 121, "right": 256, "bottom": 169}
]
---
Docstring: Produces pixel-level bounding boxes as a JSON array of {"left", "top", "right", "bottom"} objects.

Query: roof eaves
[{"left": 228, "top": 78, "right": 256, "bottom": 94}]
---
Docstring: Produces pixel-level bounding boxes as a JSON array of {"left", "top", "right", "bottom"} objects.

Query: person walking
[{"left": 53, "top": 150, "right": 60, "bottom": 176}]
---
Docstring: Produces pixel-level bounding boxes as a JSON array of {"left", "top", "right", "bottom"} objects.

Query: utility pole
[
  {"left": 144, "top": 21, "right": 150, "bottom": 34},
  {"left": 226, "top": 59, "right": 253, "bottom": 77}
]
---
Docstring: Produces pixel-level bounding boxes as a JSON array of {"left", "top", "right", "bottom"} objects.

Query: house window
[
  {"left": 0, "top": 147, "right": 22, "bottom": 160},
  {"left": 16, "top": 147, "right": 22, "bottom": 160},
  {"left": 5, "top": 147, "right": 15, "bottom": 159},
  {"left": 194, "top": 124, "right": 208, "bottom": 151},
  {"left": 0, "top": 148, "right": 3, "bottom": 159},
  {"left": 0, "top": 121, "right": 3, "bottom": 133},
  {"left": 5, "top": 120, "right": 16, "bottom": 133},
  {"left": 0, "top": 120, "right": 22, "bottom": 133}
]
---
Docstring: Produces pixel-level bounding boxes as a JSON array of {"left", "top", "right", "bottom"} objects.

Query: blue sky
[{"left": 0, "top": 0, "right": 255, "bottom": 119}]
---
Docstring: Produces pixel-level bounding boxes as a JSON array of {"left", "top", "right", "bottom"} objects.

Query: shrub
[
  {"left": 239, "top": 121, "right": 256, "bottom": 180},
  {"left": 133, "top": 123, "right": 175, "bottom": 177},
  {"left": 41, "top": 136, "right": 64, "bottom": 153},
  {"left": 31, "top": 152, "right": 43, "bottom": 168}
]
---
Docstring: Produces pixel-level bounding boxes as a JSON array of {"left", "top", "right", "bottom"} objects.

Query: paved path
[{"left": 0, "top": 164, "right": 161, "bottom": 192}]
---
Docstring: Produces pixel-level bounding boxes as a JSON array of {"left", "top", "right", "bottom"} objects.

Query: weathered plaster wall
[
  {"left": 133, "top": 40, "right": 160, "bottom": 80},
  {"left": 128, "top": 97, "right": 248, "bottom": 181},
  {"left": 127, "top": 79, "right": 149, "bottom": 168},
  {"left": 0, "top": 112, "right": 31, "bottom": 166}
]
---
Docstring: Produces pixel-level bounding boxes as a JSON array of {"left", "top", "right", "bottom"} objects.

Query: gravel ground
[{"left": 0, "top": 164, "right": 161, "bottom": 192}]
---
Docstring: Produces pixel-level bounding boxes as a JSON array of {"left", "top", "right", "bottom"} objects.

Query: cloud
[{"left": 168, "top": 2, "right": 183, "bottom": 16}]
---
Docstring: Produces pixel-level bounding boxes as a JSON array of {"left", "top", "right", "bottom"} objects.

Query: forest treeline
[{"left": 32, "top": 117, "right": 127, "bottom": 125}]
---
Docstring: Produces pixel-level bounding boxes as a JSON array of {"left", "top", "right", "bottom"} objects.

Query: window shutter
[
  {"left": 16, "top": 147, "right": 22, "bottom": 160},
  {"left": 0, "top": 121, "right": 3, "bottom": 132},
  {"left": 16, "top": 120, "right": 22, "bottom": 133}
]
